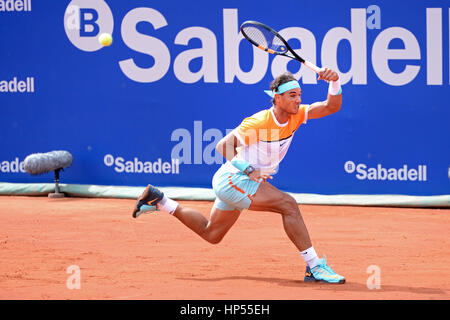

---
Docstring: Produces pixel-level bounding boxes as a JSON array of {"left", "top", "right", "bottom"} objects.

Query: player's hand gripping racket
[{"left": 240, "top": 21, "right": 325, "bottom": 75}]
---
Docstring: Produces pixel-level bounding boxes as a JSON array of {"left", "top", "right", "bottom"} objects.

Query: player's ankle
[
  {"left": 300, "top": 246, "right": 320, "bottom": 269},
  {"left": 157, "top": 196, "right": 178, "bottom": 214}
]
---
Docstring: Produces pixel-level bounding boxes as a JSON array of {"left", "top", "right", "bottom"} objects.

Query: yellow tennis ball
[{"left": 98, "top": 33, "right": 113, "bottom": 46}]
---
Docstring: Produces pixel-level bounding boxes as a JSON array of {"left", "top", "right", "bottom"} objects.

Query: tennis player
[{"left": 132, "top": 68, "right": 345, "bottom": 284}]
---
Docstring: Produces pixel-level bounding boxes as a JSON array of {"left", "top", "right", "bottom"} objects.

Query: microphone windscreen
[{"left": 24, "top": 151, "right": 73, "bottom": 175}]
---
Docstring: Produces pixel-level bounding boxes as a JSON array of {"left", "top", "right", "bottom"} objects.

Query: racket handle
[{"left": 303, "top": 60, "right": 325, "bottom": 74}]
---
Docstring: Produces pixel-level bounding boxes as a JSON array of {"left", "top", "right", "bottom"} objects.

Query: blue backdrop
[{"left": 1, "top": 0, "right": 449, "bottom": 196}]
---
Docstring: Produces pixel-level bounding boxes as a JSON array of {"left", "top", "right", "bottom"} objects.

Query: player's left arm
[{"left": 307, "top": 67, "right": 342, "bottom": 120}]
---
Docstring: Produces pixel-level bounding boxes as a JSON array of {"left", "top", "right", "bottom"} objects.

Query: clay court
[{"left": 0, "top": 196, "right": 448, "bottom": 300}]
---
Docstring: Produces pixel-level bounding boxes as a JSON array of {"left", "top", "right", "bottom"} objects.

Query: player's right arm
[
  {"left": 216, "top": 132, "right": 241, "bottom": 162},
  {"left": 216, "top": 130, "right": 274, "bottom": 182}
]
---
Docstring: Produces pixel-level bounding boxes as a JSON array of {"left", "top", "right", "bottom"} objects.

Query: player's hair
[{"left": 270, "top": 72, "right": 297, "bottom": 104}]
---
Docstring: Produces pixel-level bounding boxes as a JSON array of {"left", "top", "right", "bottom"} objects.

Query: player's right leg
[
  {"left": 172, "top": 205, "right": 241, "bottom": 244},
  {"left": 132, "top": 184, "right": 164, "bottom": 218},
  {"left": 131, "top": 184, "right": 241, "bottom": 244}
]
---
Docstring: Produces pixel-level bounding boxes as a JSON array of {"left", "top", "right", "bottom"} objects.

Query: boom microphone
[
  {"left": 24, "top": 150, "right": 72, "bottom": 175},
  {"left": 24, "top": 150, "right": 73, "bottom": 198}
]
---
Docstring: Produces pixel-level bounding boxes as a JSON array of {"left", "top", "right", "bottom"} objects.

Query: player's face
[{"left": 277, "top": 88, "right": 302, "bottom": 114}]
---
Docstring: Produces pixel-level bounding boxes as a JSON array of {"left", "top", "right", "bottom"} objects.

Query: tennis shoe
[
  {"left": 132, "top": 184, "right": 164, "bottom": 218},
  {"left": 304, "top": 255, "right": 345, "bottom": 284}
]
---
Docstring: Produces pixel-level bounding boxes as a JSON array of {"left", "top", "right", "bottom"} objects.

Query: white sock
[
  {"left": 300, "top": 246, "right": 321, "bottom": 269},
  {"left": 157, "top": 196, "right": 178, "bottom": 214}
]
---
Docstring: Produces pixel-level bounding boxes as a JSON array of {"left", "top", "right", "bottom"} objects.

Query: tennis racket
[{"left": 240, "top": 20, "right": 324, "bottom": 74}]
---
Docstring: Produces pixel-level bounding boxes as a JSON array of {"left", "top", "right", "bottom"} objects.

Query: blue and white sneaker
[
  {"left": 304, "top": 256, "right": 345, "bottom": 284},
  {"left": 132, "top": 184, "right": 164, "bottom": 218}
]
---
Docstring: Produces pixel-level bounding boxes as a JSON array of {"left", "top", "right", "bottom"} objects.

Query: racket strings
[{"left": 242, "top": 25, "right": 285, "bottom": 52}]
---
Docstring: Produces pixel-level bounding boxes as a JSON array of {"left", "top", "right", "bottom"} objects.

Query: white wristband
[{"left": 328, "top": 78, "right": 342, "bottom": 95}]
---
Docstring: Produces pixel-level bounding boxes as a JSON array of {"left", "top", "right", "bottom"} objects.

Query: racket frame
[{"left": 240, "top": 20, "right": 324, "bottom": 74}]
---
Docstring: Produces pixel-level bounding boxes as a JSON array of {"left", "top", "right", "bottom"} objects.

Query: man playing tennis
[{"left": 132, "top": 68, "right": 345, "bottom": 284}]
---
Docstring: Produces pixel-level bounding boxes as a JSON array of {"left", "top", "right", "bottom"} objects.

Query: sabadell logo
[
  {"left": 64, "top": 0, "right": 114, "bottom": 52},
  {"left": 344, "top": 161, "right": 427, "bottom": 181}
]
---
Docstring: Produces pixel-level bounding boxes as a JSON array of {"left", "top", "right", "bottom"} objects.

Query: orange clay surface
[{"left": 0, "top": 196, "right": 449, "bottom": 300}]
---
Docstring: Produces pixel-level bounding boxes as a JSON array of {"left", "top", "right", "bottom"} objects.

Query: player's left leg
[{"left": 248, "top": 181, "right": 345, "bottom": 284}]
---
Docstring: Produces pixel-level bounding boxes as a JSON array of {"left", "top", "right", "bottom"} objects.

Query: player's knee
[
  {"left": 206, "top": 236, "right": 222, "bottom": 245},
  {"left": 204, "top": 232, "right": 223, "bottom": 245},
  {"left": 209, "top": 238, "right": 222, "bottom": 245},
  {"left": 279, "top": 194, "right": 300, "bottom": 216}
]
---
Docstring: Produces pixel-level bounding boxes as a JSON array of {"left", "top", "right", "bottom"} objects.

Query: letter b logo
[
  {"left": 64, "top": 0, "right": 114, "bottom": 52},
  {"left": 79, "top": 8, "right": 100, "bottom": 36},
  {"left": 344, "top": 161, "right": 356, "bottom": 174}
]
